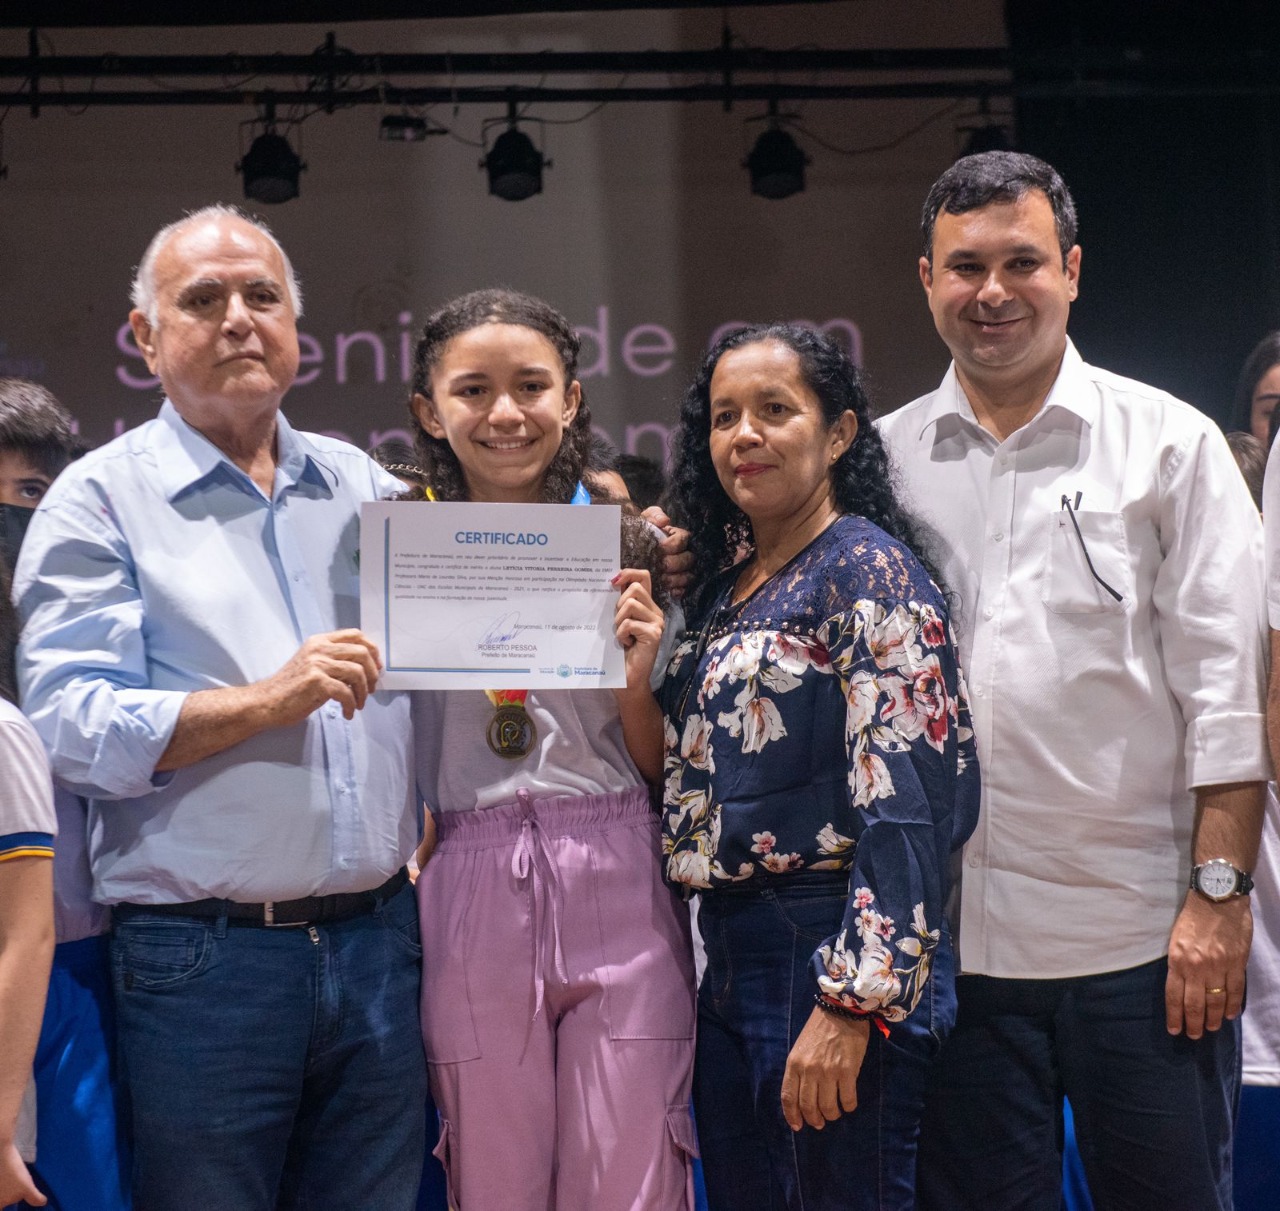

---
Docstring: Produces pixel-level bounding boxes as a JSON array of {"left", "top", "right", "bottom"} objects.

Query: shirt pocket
[{"left": 1041, "top": 509, "right": 1133, "bottom": 616}]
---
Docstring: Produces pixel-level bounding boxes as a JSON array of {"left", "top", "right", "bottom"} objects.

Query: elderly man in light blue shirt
[{"left": 14, "top": 205, "right": 426, "bottom": 1211}]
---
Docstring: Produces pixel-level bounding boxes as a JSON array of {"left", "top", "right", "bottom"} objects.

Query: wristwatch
[{"left": 1189, "top": 859, "right": 1254, "bottom": 902}]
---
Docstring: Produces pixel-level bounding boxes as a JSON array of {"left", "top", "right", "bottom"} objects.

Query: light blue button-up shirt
[{"left": 15, "top": 400, "right": 417, "bottom": 905}]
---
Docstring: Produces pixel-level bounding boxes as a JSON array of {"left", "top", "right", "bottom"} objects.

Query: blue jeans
[
  {"left": 111, "top": 882, "right": 427, "bottom": 1211},
  {"left": 917, "top": 958, "right": 1239, "bottom": 1211},
  {"left": 693, "top": 879, "right": 953, "bottom": 1211}
]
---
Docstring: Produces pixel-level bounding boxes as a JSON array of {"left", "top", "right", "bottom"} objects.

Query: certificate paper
[{"left": 360, "top": 500, "right": 625, "bottom": 690}]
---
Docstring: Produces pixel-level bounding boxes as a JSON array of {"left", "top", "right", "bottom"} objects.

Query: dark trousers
[
  {"left": 111, "top": 882, "right": 427, "bottom": 1211},
  {"left": 694, "top": 880, "right": 953, "bottom": 1211},
  {"left": 917, "top": 958, "right": 1239, "bottom": 1211}
]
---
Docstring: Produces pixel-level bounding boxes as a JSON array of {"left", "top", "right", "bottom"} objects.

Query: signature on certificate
[{"left": 480, "top": 612, "right": 522, "bottom": 644}]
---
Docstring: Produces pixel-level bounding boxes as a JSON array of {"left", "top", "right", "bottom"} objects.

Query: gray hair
[{"left": 130, "top": 204, "right": 304, "bottom": 325}]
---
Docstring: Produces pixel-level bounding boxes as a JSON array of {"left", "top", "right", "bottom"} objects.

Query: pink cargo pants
[{"left": 417, "top": 786, "right": 698, "bottom": 1210}]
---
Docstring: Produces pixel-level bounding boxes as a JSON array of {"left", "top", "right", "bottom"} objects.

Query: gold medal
[{"left": 484, "top": 690, "right": 536, "bottom": 760}]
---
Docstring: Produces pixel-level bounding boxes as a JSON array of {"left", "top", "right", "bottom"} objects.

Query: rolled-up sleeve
[
  {"left": 15, "top": 496, "right": 186, "bottom": 800},
  {"left": 1152, "top": 424, "right": 1270, "bottom": 789}
]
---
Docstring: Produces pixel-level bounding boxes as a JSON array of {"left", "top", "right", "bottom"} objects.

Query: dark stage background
[{"left": 1, "top": 1, "right": 1277, "bottom": 454}]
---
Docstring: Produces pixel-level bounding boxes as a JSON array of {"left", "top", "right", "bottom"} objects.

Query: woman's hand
[
  {"left": 612, "top": 568, "right": 665, "bottom": 692},
  {"left": 641, "top": 506, "right": 693, "bottom": 600},
  {"left": 780, "top": 1006, "right": 870, "bottom": 1131}
]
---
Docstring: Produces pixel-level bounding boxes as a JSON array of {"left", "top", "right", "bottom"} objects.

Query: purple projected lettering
[{"left": 114, "top": 308, "right": 863, "bottom": 391}]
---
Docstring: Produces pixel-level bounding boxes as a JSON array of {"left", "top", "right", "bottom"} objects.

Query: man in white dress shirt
[{"left": 879, "top": 151, "right": 1268, "bottom": 1210}]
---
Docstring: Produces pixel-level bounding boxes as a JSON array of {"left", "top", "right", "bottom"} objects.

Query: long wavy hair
[
  {"left": 668, "top": 323, "right": 930, "bottom": 612},
  {"left": 404, "top": 288, "right": 592, "bottom": 505},
  {"left": 403, "top": 287, "right": 666, "bottom": 604},
  {"left": 1233, "top": 330, "right": 1280, "bottom": 437}
]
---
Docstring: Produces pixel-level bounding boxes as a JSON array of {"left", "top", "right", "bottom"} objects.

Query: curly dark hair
[
  {"left": 402, "top": 287, "right": 667, "bottom": 606},
  {"left": 668, "top": 323, "right": 930, "bottom": 613},
  {"left": 404, "top": 288, "right": 592, "bottom": 505}
]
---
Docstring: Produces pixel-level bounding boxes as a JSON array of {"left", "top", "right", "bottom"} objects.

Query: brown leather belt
[{"left": 114, "top": 868, "right": 409, "bottom": 928}]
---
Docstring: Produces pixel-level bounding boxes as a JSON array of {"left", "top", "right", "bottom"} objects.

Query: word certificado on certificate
[{"left": 359, "top": 500, "right": 626, "bottom": 690}]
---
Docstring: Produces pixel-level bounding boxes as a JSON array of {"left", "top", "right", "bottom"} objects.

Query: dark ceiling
[{"left": 2, "top": 1, "right": 829, "bottom": 29}]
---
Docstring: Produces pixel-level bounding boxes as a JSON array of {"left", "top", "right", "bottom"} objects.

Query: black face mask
[{"left": 0, "top": 503, "right": 34, "bottom": 574}]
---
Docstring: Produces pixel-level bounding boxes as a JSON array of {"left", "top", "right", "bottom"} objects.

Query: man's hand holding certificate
[{"left": 360, "top": 501, "right": 625, "bottom": 690}]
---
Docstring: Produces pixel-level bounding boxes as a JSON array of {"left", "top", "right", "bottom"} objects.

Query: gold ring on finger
[{"left": 1205, "top": 987, "right": 1226, "bottom": 996}]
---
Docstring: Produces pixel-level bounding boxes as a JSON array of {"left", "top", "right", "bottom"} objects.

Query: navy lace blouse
[{"left": 660, "top": 514, "right": 979, "bottom": 1023}]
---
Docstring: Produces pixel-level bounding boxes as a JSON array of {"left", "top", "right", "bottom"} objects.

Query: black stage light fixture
[
  {"left": 483, "top": 102, "right": 548, "bottom": 201},
  {"left": 240, "top": 133, "right": 304, "bottom": 203},
  {"left": 238, "top": 103, "right": 305, "bottom": 204},
  {"left": 745, "top": 103, "right": 808, "bottom": 200},
  {"left": 380, "top": 114, "right": 431, "bottom": 142}
]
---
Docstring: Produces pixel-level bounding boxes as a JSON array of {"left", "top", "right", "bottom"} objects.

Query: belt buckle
[{"left": 263, "top": 901, "right": 309, "bottom": 928}]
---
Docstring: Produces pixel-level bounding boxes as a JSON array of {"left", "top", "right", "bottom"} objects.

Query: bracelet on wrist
[
  {"left": 813, "top": 993, "right": 891, "bottom": 1037},
  {"left": 813, "top": 994, "right": 868, "bottom": 1021}
]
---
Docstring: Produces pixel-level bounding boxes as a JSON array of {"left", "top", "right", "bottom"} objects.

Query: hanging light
[
  {"left": 238, "top": 100, "right": 304, "bottom": 204},
  {"left": 482, "top": 102, "right": 548, "bottom": 201},
  {"left": 745, "top": 101, "right": 808, "bottom": 200}
]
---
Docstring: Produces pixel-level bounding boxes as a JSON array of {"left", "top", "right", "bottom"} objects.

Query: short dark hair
[
  {"left": 586, "top": 432, "right": 620, "bottom": 473},
  {"left": 405, "top": 288, "right": 590, "bottom": 505},
  {"left": 1233, "top": 331, "right": 1280, "bottom": 434},
  {"left": 0, "top": 378, "right": 76, "bottom": 479},
  {"left": 921, "top": 151, "right": 1078, "bottom": 267},
  {"left": 668, "top": 322, "right": 931, "bottom": 612},
  {"left": 617, "top": 454, "right": 667, "bottom": 512}
]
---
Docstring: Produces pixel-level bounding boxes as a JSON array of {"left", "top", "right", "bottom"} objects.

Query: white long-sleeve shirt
[{"left": 879, "top": 341, "right": 1269, "bottom": 979}]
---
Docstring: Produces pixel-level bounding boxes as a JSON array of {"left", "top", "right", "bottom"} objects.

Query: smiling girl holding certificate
[{"left": 403, "top": 289, "right": 697, "bottom": 1210}]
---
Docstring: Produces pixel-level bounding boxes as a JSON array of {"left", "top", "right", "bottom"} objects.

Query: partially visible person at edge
[
  {"left": 0, "top": 560, "right": 55, "bottom": 1209},
  {"left": 0, "top": 379, "right": 76, "bottom": 571},
  {"left": 1235, "top": 331, "right": 1280, "bottom": 446},
  {"left": 660, "top": 322, "right": 979, "bottom": 1211},
  {"left": 879, "top": 150, "right": 1268, "bottom": 1211},
  {"left": 14, "top": 205, "right": 427, "bottom": 1211},
  {"left": 1240, "top": 425, "right": 1280, "bottom": 1211},
  {"left": 402, "top": 289, "right": 698, "bottom": 1209},
  {"left": 0, "top": 380, "right": 130, "bottom": 1211}
]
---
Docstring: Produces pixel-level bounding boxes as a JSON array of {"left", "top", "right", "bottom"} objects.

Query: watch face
[{"left": 1197, "top": 861, "right": 1238, "bottom": 899}]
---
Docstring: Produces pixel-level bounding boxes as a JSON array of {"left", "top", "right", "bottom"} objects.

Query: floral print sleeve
[
  {"left": 810, "top": 598, "right": 976, "bottom": 1021},
  {"left": 661, "top": 515, "right": 979, "bottom": 1025}
]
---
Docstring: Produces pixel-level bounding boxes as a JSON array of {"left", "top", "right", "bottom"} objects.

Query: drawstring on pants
[{"left": 510, "top": 788, "right": 569, "bottom": 1019}]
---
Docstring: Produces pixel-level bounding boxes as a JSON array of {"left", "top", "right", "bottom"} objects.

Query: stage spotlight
[
  {"left": 238, "top": 107, "right": 304, "bottom": 204},
  {"left": 380, "top": 114, "right": 432, "bottom": 142},
  {"left": 963, "top": 124, "right": 1014, "bottom": 156},
  {"left": 745, "top": 125, "right": 808, "bottom": 200},
  {"left": 482, "top": 104, "right": 548, "bottom": 201}
]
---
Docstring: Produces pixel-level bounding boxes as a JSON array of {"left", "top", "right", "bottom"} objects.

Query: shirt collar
[
  {"left": 915, "top": 338, "right": 1096, "bottom": 440},
  {"left": 153, "top": 399, "right": 338, "bottom": 502}
]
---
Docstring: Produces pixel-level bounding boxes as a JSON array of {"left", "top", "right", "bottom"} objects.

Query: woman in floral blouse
[{"left": 662, "top": 324, "right": 979, "bottom": 1211}]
